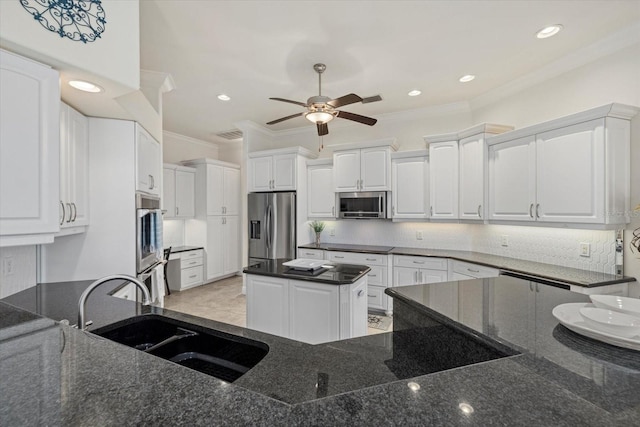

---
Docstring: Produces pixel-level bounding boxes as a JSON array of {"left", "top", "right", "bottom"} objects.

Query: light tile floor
[{"left": 163, "top": 275, "right": 391, "bottom": 335}]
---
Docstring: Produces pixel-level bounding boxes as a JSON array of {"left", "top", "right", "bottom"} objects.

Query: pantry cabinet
[
  {"left": 0, "top": 50, "right": 60, "bottom": 247},
  {"left": 58, "top": 103, "right": 89, "bottom": 233},
  {"left": 307, "top": 160, "right": 336, "bottom": 218},
  {"left": 163, "top": 164, "right": 196, "bottom": 219},
  {"left": 203, "top": 216, "right": 239, "bottom": 280},
  {"left": 333, "top": 145, "right": 392, "bottom": 192},
  {"left": 135, "top": 125, "right": 161, "bottom": 196},
  {"left": 391, "top": 151, "right": 429, "bottom": 220},
  {"left": 488, "top": 104, "right": 637, "bottom": 227}
]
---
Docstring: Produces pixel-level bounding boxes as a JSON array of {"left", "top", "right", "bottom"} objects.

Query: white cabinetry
[
  {"left": 0, "top": 50, "right": 60, "bottom": 247},
  {"left": 135, "top": 125, "right": 161, "bottom": 196},
  {"left": 393, "top": 256, "right": 449, "bottom": 285},
  {"left": 163, "top": 164, "right": 195, "bottom": 219},
  {"left": 333, "top": 144, "right": 394, "bottom": 192},
  {"left": 326, "top": 251, "right": 392, "bottom": 315},
  {"left": 451, "top": 260, "right": 500, "bottom": 280},
  {"left": 58, "top": 103, "right": 89, "bottom": 233},
  {"left": 183, "top": 158, "right": 241, "bottom": 283},
  {"left": 391, "top": 150, "right": 429, "bottom": 220},
  {"left": 297, "top": 248, "right": 325, "bottom": 260},
  {"left": 248, "top": 149, "right": 315, "bottom": 192},
  {"left": 487, "top": 104, "right": 637, "bottom": 227},
  {"left": 307, "top": 159, "right": 336, "bottom": 218},
  {"left": 428, "top": 140, "right": 459, "bottom": 219},
  {"left": 246, "top": 274, "right": 367, "bottom": 344},
  {"left": 167, "top": 249, "right": 204, "bottom": 291}
]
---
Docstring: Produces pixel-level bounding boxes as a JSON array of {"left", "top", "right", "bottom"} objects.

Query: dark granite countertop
[
  {"left": 243, "top": 258, "right": 370, "bottom": 284},
  {"left": 298, "top": 243, "right": 635, "bottom": 288},
  {"left": 166, "top": 245, "right": 203, "bottom": 253},
  {"left": 2, "top": 275, "right": 640, "bottom": 425}
]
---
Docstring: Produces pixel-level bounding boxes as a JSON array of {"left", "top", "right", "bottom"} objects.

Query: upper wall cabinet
[
  {"left": 248, "top": 147, "right": 316, "bottom": 192},
  {"left": 428, "top": 140, "right": 459, "bottom": 219},
  {"left": 333, "top": 139, "right": 397, "bottom": 192},
  {"left": 391, "top": 151, "right": 429, "bottom": 220},
  {"left": 135, "top": 125, "right": 161, "bottom": 196},
  {"left": 182, "top": 158, "right": 240, "bottom": 216},
  {"left": 488, "top": 104, "right": 638, "bottom": 227},
  {"left": 163, "top": 164, "right": 196, "bottom": 219},
  {"left": 0, "top": 50, "right": 60, "bottom": 247},
  {"left": 59, "top": 103, "right": 89, "bottom": 234},
  {"left": 307, "top": 159, "right": 336, "bottom": 219}
]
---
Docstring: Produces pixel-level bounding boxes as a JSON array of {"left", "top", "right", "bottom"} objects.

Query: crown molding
[
  {"left": 180, "top": 157, "right": 240, "bottom": 169},
  {"left": 140, "top": 69, "right": 176, "bottom": 94},
  {"left": 248, "top": 146, "right": 318, "bottom": 159},
  {"left": 163, "top": 130, "right": 220, "bottom": 148},
  {"left": 470, "top": 22, "right": 640, "bottom": 111}
]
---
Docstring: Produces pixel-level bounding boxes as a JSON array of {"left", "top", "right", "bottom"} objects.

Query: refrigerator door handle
[{"left": 265, "top": 204, "right": 272, "bottom": 249}]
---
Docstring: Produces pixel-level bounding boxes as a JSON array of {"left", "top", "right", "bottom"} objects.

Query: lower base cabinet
[
  {"left": 167, "top": 249, "right": 204, "bottom": 291},
  {"left": 246, "top": 274, "right": 367, "bottom": 344}
]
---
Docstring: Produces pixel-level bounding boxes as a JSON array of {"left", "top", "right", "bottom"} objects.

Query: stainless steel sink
[{"left": 92, "top": 314, "right": 269, "bottom": 382}]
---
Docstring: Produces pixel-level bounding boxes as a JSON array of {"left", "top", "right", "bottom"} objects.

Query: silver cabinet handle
[
  {"left": 60, "top": 201, "right": 65, "bottom": 225},
  {"left": 334, "top": 255, "right": 344, "bottom": 259},
  {"left": 536, "top": 203, "right": 540, "bottom": 219},
  {"left": 188, "top": 261, "right": 197, "bottom": 265},
  {"left": 467, "top": 268, "right": 480, "bottom": 273},
  {"left": 357, "top": 290, "right": 365, "bottom": 297},
  {"left": 368, "top": 294, "right": 375, "bottom": 298},
  {"left": 189, "top": 274, "right": 197, "bottom": 279},
  {"left": 71, "top": 202, "right": 77, "bottom": 222},
  {"left": 529, "top": 203, "right": 534, "bottom": 218},
  {"left": 529, "top": 283, "right": 534, "bottom": 292},
  {"left": 176, "top": 206, "right": 179, "bottom": 216},
  {"left": 414, "top": 271, "right": 418, "bottom": 282},
  {"left": 356, "top": 179, "right": 359, "bottom": 190},
  {"left": 360, "top": 179, "right": 364, "bottom": 189},
  {"left": 413, "top": 260, "right": 425, "bottom": 264},
  {"left": 332, "top": 206, "right": 335, "bottom": 217},
  {"left": 477, "top": 205, "right": 482, "bottom": 218},
  {"left": 366, "top": 258, "right": 376, "bottom": 261},
  {"left": 430, "top": 206, "right": 433, "bottom": 216},
  {"left": 66, "top": 203, "right": 73, "bottom": 223},
  {"left": 369, "top": 274, "right": 377, "bottom": 277}
]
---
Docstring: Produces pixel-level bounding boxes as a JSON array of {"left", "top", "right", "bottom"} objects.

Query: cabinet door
[
  {"left": 58, "top": 104, "right": 71, "bottom": 226},
  {"left": 536, "top": 119, "right": 605, "bottom": 224},
  {"left": 429, "top": 141, "right": 459, "bottom": 219},
  {"left": 67, "top": 106, "right": 89, "bottom": 226},
  {"left": 273, "top": 154, "right": 296, "bottom": 190},
  {"left": 0, "top": 50, "right": 60, "bottom": 242},
  {"left": 289, "top": 279, "right": 339, "bottom": 344},
  {"left": 175, "top": 170, "right": 195, "bottom": 218},
  {"left": 361, "top": 147, "right": 390, "bottom": 191},
  {"left": 459, "top": 134, "right": 485, "bottom": 220},
  {"left": 419, "top": 268, "right": 449, "bottom": 284},
  {"left": 223, "top": 216, "right": 239, "bottom": 275},
  {"left": 391, "top": 156, "right": 428, "bottom": 219},
  {"left": 333, "top": 150, "right": 361, "bottom": 192},
  {"left": 308, "top": 165, "right": 335, "bottom": 218},
  {"left": 206, "top": 216, "right": 224, "bottom": 280},
  {"left": 223, "top": 167, "right": 240, "bottom": 215},
  {"left": 248, "top": 156, "right": 272, "bottom": 192},
  {"left": 162, "top": 168, "right": 176, "bottom": 218},
  {"left": 488, "top": 135, "right": 536, "bottom": 221},
  {"left": 206, "top": 164, "right": 224, "bottom": 215},
  {"left": 246, "top": 275, "right": 290, "bottom": 337},
  {"left": 345, "top": 278, "right": 368, "bottom": 339},
  {"left": 135, "top": 125, "right": 160, "bottom": 196},
  {"left": 393, "top": 266, "right": 419, "bottom": 286}
]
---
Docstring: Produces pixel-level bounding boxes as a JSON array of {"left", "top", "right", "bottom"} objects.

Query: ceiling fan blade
[
  {"left": 269, "top": 97, "right": 308, "bottom": 107},
  {"left": 327, "top": 93, "right": 363, "bottom": 108},
  {"left": 317, "top": 122, "right": 329, "bottom": 136},
  {"left": 361, "top": 94, "right": 383, "bottom": 104},
  {"left": 266, "top": 112, "right": 304, "bottom": 125},
  {"left": 336, "top": 110, "right": 377, "bottom": 126}
]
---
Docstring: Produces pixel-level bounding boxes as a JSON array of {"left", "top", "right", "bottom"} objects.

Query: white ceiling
[{"left": 139, "top": 1, "right": 640, "bottom": 144}]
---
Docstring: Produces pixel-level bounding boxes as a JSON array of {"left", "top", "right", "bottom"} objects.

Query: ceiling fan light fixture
[
  {"left": 536, "top": 24, "right": 563, "bottom": 39},
  {"left": 305, "top": 111, "right": 335, "bottom": 124}
]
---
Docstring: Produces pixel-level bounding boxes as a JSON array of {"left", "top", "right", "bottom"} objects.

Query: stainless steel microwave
[{"left": 338, "top": 192, "right": 387, "bottom": 219}]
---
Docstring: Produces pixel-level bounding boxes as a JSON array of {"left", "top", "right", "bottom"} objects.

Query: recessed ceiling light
[
  {"left": 459, "top": 75, "right": 475, "bottom": 83},
  {"left": 408, "top": 90, "right": 421, "bottom": 97},
  {"left": 217, "top": 94, "right": 231, "bottom": 101},
  {"left": 536, "top": 25, "right": 563, "bottom": 39},
  {"left": 68, "top": 80, "right": 103, "bottom": 93}
]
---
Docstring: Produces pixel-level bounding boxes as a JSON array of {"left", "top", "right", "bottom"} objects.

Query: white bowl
[
  {"left": 590, "top": 295, "right": 640, "bottom": 317},
  {"left": 579, "top": 307, "right": 640, "bottom": 338}
]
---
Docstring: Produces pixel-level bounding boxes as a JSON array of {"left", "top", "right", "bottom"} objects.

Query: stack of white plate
[{"left": 552, "top": 295, "right": 640, "bottom": 351}]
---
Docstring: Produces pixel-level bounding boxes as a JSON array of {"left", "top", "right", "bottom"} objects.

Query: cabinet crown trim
[
  {"left": 486, "top": 103, "right": 640, "bottom": 145},
  {"left": 163, "top": 163, "right": 196, "bottom": 172},
  {"left": 391, "top": 149, "right": 428, "bottom": 159},
  {"left": 330, "top": 137, "right": 398, "bottom": 152},
  {"left": 423, "top": 123, "right": 513, "bottom": 144},
  {"left": 248, "top": 146, "right": 318, "bottom": 159},
  {"left": 181, "top": 158, "right": 240, "bottom": 169},
  {"left": 307, "top": 158, "right": 333, "bottom": 166}
]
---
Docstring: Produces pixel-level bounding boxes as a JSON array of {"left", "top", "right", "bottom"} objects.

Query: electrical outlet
[
  {"left": 580, "top": 242, "right": 591, "bottom": 257},
  {"left": 2, "top": 257, "right": 14, "bottom": 276},
  {"left": 329, "top": 228, "right": 335, "bottom": 236},
  {"left": 500, "top": 235, "right": 509, "bottom": 247},
  {"left": 416, "top": 231, "right": 423, "bottom": 240}
]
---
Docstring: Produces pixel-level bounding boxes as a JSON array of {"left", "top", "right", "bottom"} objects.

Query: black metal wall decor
[{"left": 20, "top": 0, "right": 107, "bottom": 43}]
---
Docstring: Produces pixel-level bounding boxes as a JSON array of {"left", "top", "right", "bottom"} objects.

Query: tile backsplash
[
  {"left": 163, "top": 220, "right": 185, "bottom": 248},
  {"left": 312, "top": 220, "right": 617, "bottom": 274}
]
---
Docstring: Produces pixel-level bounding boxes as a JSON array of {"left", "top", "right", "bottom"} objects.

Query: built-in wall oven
[{"left": 136, "top": 193, "right": 163, "bottom": 275}]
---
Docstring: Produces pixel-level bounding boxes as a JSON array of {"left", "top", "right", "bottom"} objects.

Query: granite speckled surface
[
  {"left": 168, "top": 245, "right": 204, "bottom": 253},
  {"left": 2, "top": 273, "right": 640, "bottom": 425},
  {"left": 299, "top": 243, "right": 635, "bottom": 287},
  {"left": 243, "top": 258, "right": 370, "bottom": 285}
]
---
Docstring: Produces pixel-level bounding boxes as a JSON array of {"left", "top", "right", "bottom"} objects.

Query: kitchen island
[{"left": 2, "top": 273, "right": 639, "bottom": 426}]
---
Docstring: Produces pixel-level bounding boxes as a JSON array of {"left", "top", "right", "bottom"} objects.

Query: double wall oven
[{"left": 136, "top": 193, "right": 163, "bottom": 297}]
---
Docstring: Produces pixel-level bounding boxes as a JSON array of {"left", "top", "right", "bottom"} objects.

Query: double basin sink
[{"left": 93, "top": 314, "right": 269, "bottom": 383}]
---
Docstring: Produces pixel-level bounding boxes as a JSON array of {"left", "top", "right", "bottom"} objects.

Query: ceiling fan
[{"left": 267, "top": 63, "right": 380, "bottom": 136}]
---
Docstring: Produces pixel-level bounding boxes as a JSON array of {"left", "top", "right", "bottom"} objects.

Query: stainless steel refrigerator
[{"left": 248, "top": 192, "right": 296, "bottom": 262}]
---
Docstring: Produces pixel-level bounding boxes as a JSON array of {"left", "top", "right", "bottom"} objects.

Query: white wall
[
  {"left": 0, "top": 245, "right": 36, "bottom": 298},
  {"left": 163, "top": 131, "right": 219, "bottom": 164}
]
